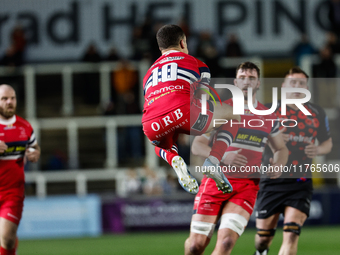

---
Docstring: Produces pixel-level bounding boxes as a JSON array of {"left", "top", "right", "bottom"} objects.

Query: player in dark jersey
[
  {"left": 253, "top": 67, "right": 333, "bottom": 255},
  {"left": 142, "top": 24, "right": 240, "bottom": 194},
  {"left": 185, "top": 62, "right": 288, "bottom": 255},
  {"left": 0, "top": 84, "right": 41, "bottom": 255}
]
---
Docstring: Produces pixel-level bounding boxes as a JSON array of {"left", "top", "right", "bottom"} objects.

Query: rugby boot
[
  {"left": 172, "top": 156, "right": 199, "bottom": 194},
  {"left": 203, "top": 157, "right": 233, "bottom": 193}
]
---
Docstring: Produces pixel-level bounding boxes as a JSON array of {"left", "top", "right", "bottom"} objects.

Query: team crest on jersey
[{"left": 4, "top": 124, "right": 15, "bottom": 130}]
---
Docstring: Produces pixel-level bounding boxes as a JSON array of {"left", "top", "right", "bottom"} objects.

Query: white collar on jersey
[
  {"left": 0, "top": 115, "right": 16, "bottom": 125},
  {"left": 231, "top": 98, "right": 258, "bottom": 109},
  {"left": 162, "top": 50, "right": 180, "bottom": 55}
]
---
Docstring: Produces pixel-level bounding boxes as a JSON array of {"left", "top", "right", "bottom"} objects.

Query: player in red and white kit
[
  {"left": 142, "top": 24, "right": 240, "bottom": 194},
  {"left": 185, "top": 62, "right": 288, "bottom": 255},
  {"left": 0, "top": 84, "right": 41, "bottom": 255}
]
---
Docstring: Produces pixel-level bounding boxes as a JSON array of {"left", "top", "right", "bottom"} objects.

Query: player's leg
[
  {"left": 212, "top": 180, "right": 258, "bottom": 255},
  {"left": 278, "top": 206, "right": 307, "bottom": 255},
  {"left": 0, "top": 198, "right": 23, "bottom": 255},
  {"left": 212, "top": 202, "right": 250, "bottom": 255},
  {"left": 154, "top": 138, "right": 179, "bottom": 167},
  {"left": 254, "top": 214, "right": 280, "bottom": 255},
  {"left": 142, "top": 113, "right": 199, "bottom": 194},
  {"left": 157, "top": 134, "right": 199, "bottom": 194},
  {"left": 185, "top": 214, "right": 218, "bottom": 255},
  {"left": 155, "top": 142, "right": 199, "bottom": 194},
  {"left": 0, "top": 218, "right": 18, "bottom": 255},
  {"left": 254, "top": 189, "right": 283, "bottom": 255},
  {"left": 185, "top": 177, "right": 227, "bottom": 255}
]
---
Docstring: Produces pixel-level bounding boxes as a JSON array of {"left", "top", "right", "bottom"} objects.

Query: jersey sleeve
[
  {"left": 269, "top": 118, "right": 280, "bottom": 138},
  {"left": 316, "top": 106, "right": 331, "bottom": 143},
  {"left": 27, "top": 129, "right": 37, "bottom": 147},
  {"left": 196, "top": 59, "right": 211, "bottom": 88}
]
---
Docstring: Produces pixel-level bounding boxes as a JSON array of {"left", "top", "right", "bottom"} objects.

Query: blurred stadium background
[{"left": 0, "top": 0, "right": 340, "bottom": 254}]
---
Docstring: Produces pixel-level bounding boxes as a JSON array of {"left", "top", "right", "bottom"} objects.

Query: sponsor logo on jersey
[
  {"left": 288, "top": 134, "right": 313, "bottom": 143},
  {"left": 2, "top": 145, "right": 26, "bottom": 154},
  {"left": 235, "top": 131, "right": 265, "bottom": 148},
  {"left": 159, "top": 56, "right": 184, "bottom": 64},
  {"left": 151, "top": 108, "right": 184, "bottom": 132},
  {"left": 4, "top": 125, "right": 16, "bottom": 130},
  {"left": 147, "top": 91, "right": 171, "bottom": 105},
  {"left": 147, "top": 85, "right": 184, "bottom": 100}
]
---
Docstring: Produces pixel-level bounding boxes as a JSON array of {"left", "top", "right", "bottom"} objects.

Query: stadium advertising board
[
  {"left": 17, "top": 195, "right": 102, "bottom": 239},
  {"left": 101, "top": 193, "right": 335, "bottom": 233},
  {"left": 0, "top": 0, "right": 330, "bottom": 62}
]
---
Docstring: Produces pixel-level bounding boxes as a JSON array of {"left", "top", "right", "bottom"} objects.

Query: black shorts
[{"left": 255, "top": 189, "right": 312, "bottom": 219}]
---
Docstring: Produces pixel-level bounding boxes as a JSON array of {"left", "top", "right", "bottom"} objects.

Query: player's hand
[
  {"left": 267, "top": 158, "right": 282, "bottom": 179},
  {"left": 0, "top": 140, "right": 8, "bottom": 154},
  {"left": 26, "top": 147, "right": 40, "bottom": 163},
  {"left": 279, "top": 127, "right": 289, "bottom": 144},
  {"left": 304, "top": 143, "right": 318, "bottom": 158},
  {"left": 222, "top": 149, "right": 247, "bottom": 167}
]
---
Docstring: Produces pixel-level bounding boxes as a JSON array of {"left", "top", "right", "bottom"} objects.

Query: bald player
[{"left": 0, "top": 84, "right": 41, "bottom": 255}]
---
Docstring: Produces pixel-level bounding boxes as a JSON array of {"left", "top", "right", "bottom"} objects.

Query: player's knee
[
  {"left": 188, "top": 239, "right": 207, "bottom": 255},
  {"left": 256, "top": 236, "right": 271, "bottom": 251},
  {"left": 283, "top": 222, "right": 301, "bottom": 246},
  {"left": 1, "top": 235, "right": 16, "bottom": 250},
  {"left": 219, "top": 236, "right": 236, "bottom": 252},
  {"left": 188, "top": 221, "right": 215, "bottom": 254},
  {"left": 283, "top": 222, "right": 301, "bottom": 236},
  {"left": 255, "top": 228, "right": 276, "bottom": 249}
]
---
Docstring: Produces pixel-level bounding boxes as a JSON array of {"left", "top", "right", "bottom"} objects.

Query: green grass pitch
[{"left": 19, "top": 226, "right": 340, "bottom": 255}]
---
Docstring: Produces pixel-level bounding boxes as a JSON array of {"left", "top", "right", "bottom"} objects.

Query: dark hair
[
  {"left": 235, "top": 62, "right": 260, "bottom": 77},
  {"left": 156, "top": 24, "right": 185, "bottom": 50},
  {"left": 285, "top": 67, "right": 309, "bottom": 79}
]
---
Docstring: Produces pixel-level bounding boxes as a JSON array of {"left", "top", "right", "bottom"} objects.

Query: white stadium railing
[
  {"left": 25, "top": 167, "right": 167, "bottom": 199},
  {"left": 29, "top": 115, "right": 158, "bottom": 170},
  {"left": 27, "top": 115, "right": 160, "bottom": 198},
  {"left": 0, "top": 61, "right": 150, "bottom": 118}
]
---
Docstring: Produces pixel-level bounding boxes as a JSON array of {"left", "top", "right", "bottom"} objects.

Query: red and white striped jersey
[
  {"left": 0, "top": 115, "right": 36, "bottom": 192},
  {"left": 142, "top": 50, "right": 210, "bottom": 122}
]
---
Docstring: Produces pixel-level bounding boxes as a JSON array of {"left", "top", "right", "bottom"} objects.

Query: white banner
[{"left": 0, "top": 0, "right": 330, "bottom": 62}]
